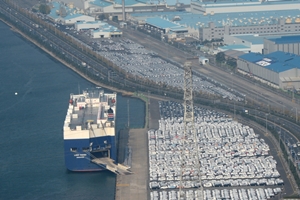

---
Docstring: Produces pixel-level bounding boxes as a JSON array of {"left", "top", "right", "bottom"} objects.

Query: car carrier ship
[{"left": 63, "top": 88, "right": 131, "bottom": 174}]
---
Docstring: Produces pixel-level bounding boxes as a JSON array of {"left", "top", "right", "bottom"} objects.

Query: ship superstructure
[{"left": 63, "top": 88, "right": 131, "bottom": 174}]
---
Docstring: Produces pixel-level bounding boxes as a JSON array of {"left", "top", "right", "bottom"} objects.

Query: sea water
[{"left": 0, "top": 21, "right": 145, "bottom": 200}]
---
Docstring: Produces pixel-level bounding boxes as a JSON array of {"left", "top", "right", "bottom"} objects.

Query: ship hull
[{"left": 64, "top": 136, "right": 116, "bottom": 171}]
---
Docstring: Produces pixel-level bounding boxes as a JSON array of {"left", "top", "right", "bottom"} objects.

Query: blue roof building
[
  {"left": 264, "top": 35, "right": 300, "bottom": 55},
  {"left": 268, "top": 35, "right": 300, "bottom": 44},
  {"left": 191, "top": 0, "right": 300, "bottom": 15},
  {"left": 131, "top": 9, "right": 300, "bottom": 41},
  {"left": 145, "top": 17, "right": 188, "bottom": 33},
  {"left": 237, "top": 51, "right": 300, "bottom": 89}
]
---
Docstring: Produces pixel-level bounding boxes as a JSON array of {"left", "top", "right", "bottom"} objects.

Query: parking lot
[
  {"left": 149, "top": 101, "right": 284, "bottom": 199},
  {"left": 57, "top": 23, "right": 246, "bottom": 101}
]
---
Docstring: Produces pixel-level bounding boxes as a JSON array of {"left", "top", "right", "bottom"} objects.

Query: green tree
[
  {"left": 216, "top": 52, "right": 225, "bottom": 63},
  {"left": 98, "top": 14, "right": 106, "bottom": 21},
  {"left": 39, "top": 4, "right": 51, "bottom": 14},
  {"left": 227, "top": 58, "right": 237, "bottom": 68}
]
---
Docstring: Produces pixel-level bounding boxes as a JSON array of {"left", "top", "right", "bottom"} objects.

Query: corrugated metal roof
[
  {"left": 91, "top": 0, "right": 146, "bottom": 7},
  {"left": 76, "top": 21, "right": 105, "bottom": 25},
  {"left": 115, "top": 0, "right": 145, "bottom": 5},
  {"left": 239, "top": 51, "right": 300, "bottom": 72},
  {"left": 197, "top": 0, "right": 300, "bottom": 7},
  {"left": 92, "top": 24, "right": 121, "bottom": 33},
  {"left": 221, "top": 44, "right": 250, "bottom": 50},
  {"left": 90, "top": 0, "right": 112, "bottom": 7},
  {"left": 48, "top": 2, "right": 82, "bottom": 20},
  {"left": 145, "top": 17, "right": 185, "bottom": 29},
  {"left": 64, "top": 13, "right": 83, "bottom": 20},
  {"left": 268, "top": 35, "right": 300, "bottom": 44},
  {"left": 132, "top": 9, "right": 300, "bottom": 29},
  {"left": 147, "top": 0, "right": 191, "bottom": 5},
  {"left": 223, "top": 49, "right": 245, "bottom": 59}
]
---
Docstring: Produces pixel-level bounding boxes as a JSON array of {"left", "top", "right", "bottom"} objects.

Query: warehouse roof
[
  {"left": 90, "top": 0, "right": 112, "bottom": 7},
  {"left": 233, "top": 35, "right": 266, "bottom": 45},
  {"left": 268, "top": 35, "right": 300, "bottom": 44},
  {"left": 223, "top": 49, "right": 245, "bottom": 59},
  {"left": 145, "top": 17, "right": 187, "bottom": 32},
  {"left": 131, "top": 9, "right": 300, "bottom": 29},
  {"left": 64, "top": 13, "right": 83, "bottom": 20},
  {"left": 91, "top": 0, "right": 147, "bottom": 7},
  {"left": 239, "top": 51, "right": 300, "bottom": 73},
  {"left": 92, "top": 24, "right": 121, "bottom": 33},
  {"left": 48, "top": 2, "right": 85, "bottom": 20},
  {"left": 220, "top": 44, "right": 250, "bottom": 50},
  {"left": 148, "top": 0, "right": 190, "bottom": 5},
  {"left": 76, "top": 21, "right": 104, "bottom": 25},
  {"left": 193, "top": 0, "right": 300, "bottom": 9}
]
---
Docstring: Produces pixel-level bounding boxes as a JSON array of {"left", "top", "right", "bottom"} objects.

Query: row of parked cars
[
  {"left": 150, "top": 187, "right": 282, "bottom": 200},
  {"left": 148, "top": 101, "right": 283, "bottom": 199},
  {"left": 150, "top": 176, "right": 283, "bottom": 189},
  {"left": 89, "top": 38, "right": 245, "bottom": 101}
]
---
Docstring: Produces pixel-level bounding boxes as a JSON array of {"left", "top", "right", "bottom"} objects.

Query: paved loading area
[
  {"left": 115, "top": 98, "right": 160, "bottom": 200},
  {"left": 115, "top": 128, "right": 148, "bottom": 200}
]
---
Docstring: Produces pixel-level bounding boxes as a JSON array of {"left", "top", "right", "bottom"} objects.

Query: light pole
[
  {"left": 279, "top": 121, "right": 281, "bottom": 147},
  {"left": 265, "top": 113, "right": 269, "bottom": 135},
  {"left": 297, "top": 107, "right": 298, "bottom": 123},
  {"left": 231, "top": 72, "right": 235, "bottom": 120},
  {"left": 166, "top": 43, "right": 169, "bottom": 60},
  {"left": 283, "top": 124, "right": 285, "bottom": 144},
  {"left": 296, "top": 107, "right": 298, "bottom": 123}
]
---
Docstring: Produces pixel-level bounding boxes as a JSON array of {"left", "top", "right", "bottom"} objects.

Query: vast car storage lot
[
  {"left": 95, "top": 38, "right": 244, "bottom": 101},
  {"left": 62, "top": 25, "right": 245, "bottom": 101},
  {"left": 149, "top": 101, "right": 284, "bottom": 200}
]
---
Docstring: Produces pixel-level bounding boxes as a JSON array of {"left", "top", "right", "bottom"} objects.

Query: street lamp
[
  {"left": 265, "top": 113, "right": 269, "bottom": 135},
  {"left": 282, "top": 104, "right": 285, "bottom": 115},
  {"left": 231, "top": 72, "right": 235, "bottom": 120},
  {"left": 291, "top": 107, "right": 298, "bottom": 122}
]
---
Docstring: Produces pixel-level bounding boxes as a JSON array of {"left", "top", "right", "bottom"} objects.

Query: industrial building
[
  {"left": 47, "top": 2, "right": 95, "bottom": 24},
  {"left": 55, "top": 0, "right": 188, "bottom": 20},
  {"left": 199, "top": 56, "right": 209, "bottom": 65},
  {"left": 75, "top": 20, "right": 106, "bottom": 31},
  {"left": 90, "top": 26, "right": 122, "bottom": 38},
  {"left": 63, "top": 13, "right": 95, "bottom": 25},
  {"left": 144, "top": 17, "right": 188, "bottom": 34},
  {"left": 191, "top": 0, "right": 300, "bottom": 14},
  {"left": 237, "top": 51, "right": 300, "bottom": 90},
  {"left": 263, "top": 35, "right": 300, "bottom": 55},
  {"left": 130, "top": 9, "right": 300, "bottom": 41},
  {"left": 221, "top": 34, "right": 300, "bottom": 53},
  {"left": 222, "top": 34, "right": 266, "bottom": 53}
]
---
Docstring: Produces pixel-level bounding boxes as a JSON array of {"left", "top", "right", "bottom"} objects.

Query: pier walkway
[
  {"left": 115, "top": 128, "right": 149, "bottom": 200},
  {"left": 115, "top": 98, "right": 160, "bottom": 200}
]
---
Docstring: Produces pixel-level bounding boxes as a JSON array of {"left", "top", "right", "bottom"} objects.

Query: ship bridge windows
[
  {"left": 82, "top": 147, "right": 90, "bottom": 152},
  {"left": 91, "top": 150, "right": 109, "bottom": 158},
  {"left": 70, "top": 147, "right": 77, "bottom": 152}
]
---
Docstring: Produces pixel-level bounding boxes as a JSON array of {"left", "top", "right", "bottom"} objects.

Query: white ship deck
[{"left": 63, "top": 89, "right": 117, "bottom": 140}]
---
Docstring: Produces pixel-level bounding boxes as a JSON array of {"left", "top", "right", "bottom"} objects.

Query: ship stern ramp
[{"left": 91, "top": 157, "right": 132, "bottom": 175}]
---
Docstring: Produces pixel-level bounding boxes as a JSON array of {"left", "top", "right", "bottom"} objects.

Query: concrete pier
[
  {"left": 115, "top": 128, "right": 148, "bottom": 200},
  {"left": 115, "top": 98, "right": 160, "bottom": 200}
]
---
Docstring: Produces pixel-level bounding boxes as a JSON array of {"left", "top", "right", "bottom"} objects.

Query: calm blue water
[{"left": 0, "top": 21, "right": 145, "bottom": 200}]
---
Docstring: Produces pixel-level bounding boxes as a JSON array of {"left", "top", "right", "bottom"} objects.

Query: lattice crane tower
[{"left": 179, "top": 61, "right": 203, "bottom": 200}]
